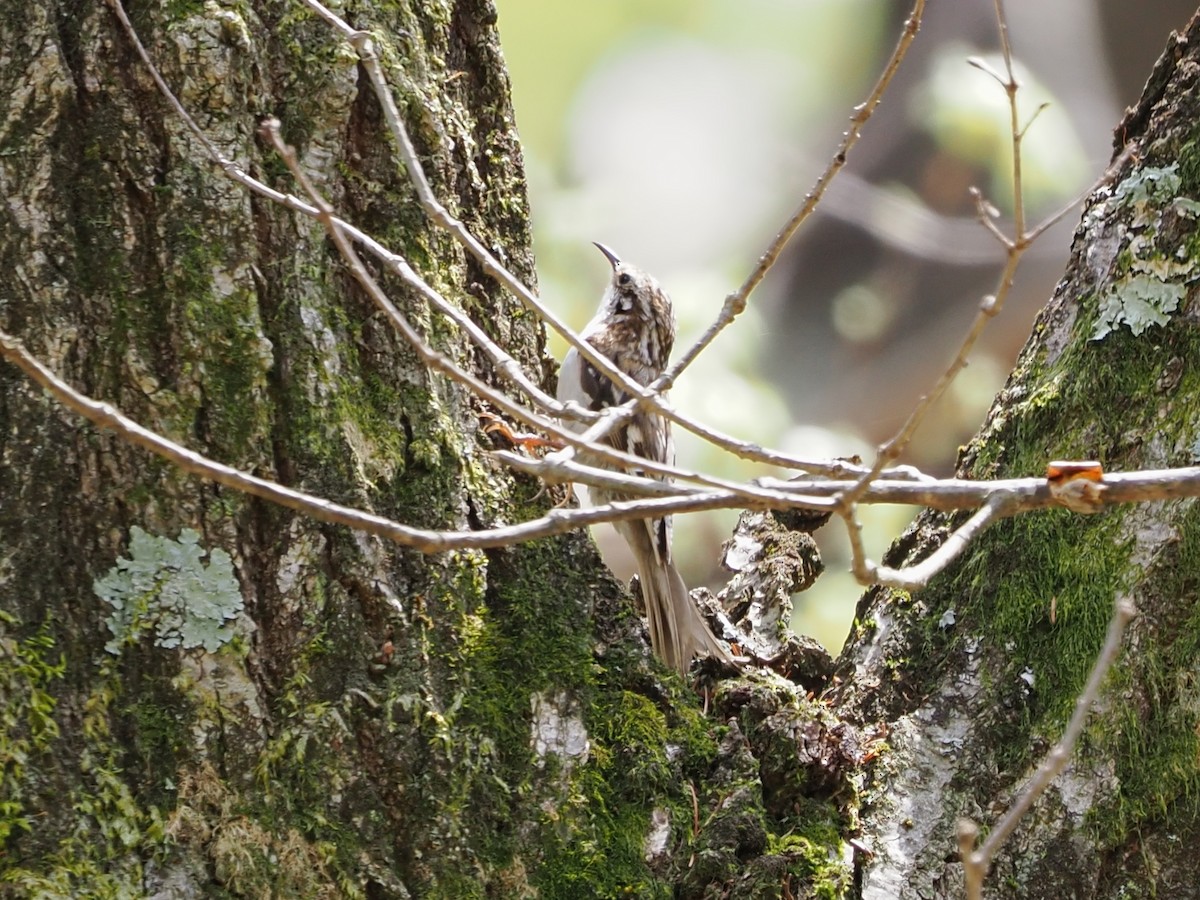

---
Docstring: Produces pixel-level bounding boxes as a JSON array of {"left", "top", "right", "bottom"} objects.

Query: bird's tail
[{"left": 639, "top": 552, "right": 732, "bottom": 675}]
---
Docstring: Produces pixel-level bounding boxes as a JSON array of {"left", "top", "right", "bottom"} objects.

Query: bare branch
[
  {"left": 306, "top": 0, "right": 933, "bottom": 474},
  {"left": 1025, "top": 143, "right": 1136, "bottom": 244},
  {"left": 9, "top": 320, "right": 1200, "bottom": 592},
  {"left": 960, "top": 596, "right": 1138, "bottom": 899},
  {"left": 850, "top": 492, "right": 1015, "bottom": 590},
  {"left": 88, "top": 0, "right": 1184, "bottom": 614},
  {"left": 542, "top": 0, "right": 930, "bottom": 470},
  {"left": 103, "top": 0, "right": 583, "bottom": 420},
  {"left": 832, "top": 0, "right": 1033, "bottom": 580},
  {"left": 495, "top": 450, "right": 836, "bottom": 512},
  {"left": 0, "top": 329, "right": 742, "bottom": 549},
  {"left": 663, "top": 0, "right": 927, "bottom": 387},
  {"left": 758, "top": 469, "right": 1200, "bottom": 510}
]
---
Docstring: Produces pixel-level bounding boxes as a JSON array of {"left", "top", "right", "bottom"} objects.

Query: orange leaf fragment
[{"left": 1046, "top": 460, "right": 1107, "bottom": 514}]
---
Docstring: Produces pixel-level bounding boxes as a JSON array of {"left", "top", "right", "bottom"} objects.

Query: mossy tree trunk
[
  {"left": 837, "top": 12, "right": 1200, "bottom": 898},
  {"left": 1, "top": 1, "right": 632, "bottom": 895},
  {"left": 2, "top": 2, "right": 857, "bottom": 898}
]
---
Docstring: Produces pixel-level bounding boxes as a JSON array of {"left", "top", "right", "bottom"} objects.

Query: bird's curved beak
[{"left": 593, "top": 242, "right": 621, "bottom": 270}]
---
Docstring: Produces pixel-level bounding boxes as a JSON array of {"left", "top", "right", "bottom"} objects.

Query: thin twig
[
  {"left": 109, "top": 0, "right": 773, "bottom": 510},
  {"left": 682, "top": 0, "right": 928, "bottom": 361},
  {"left": 832, "top": 0, "right": 1029, "bottom": 581},
  {"left": 832, "top": 0, "right": 1149, "bottom": 589},
  {"left": 960, "top": 596, "right": 1137, "bottom": 899},
  {"left": 1024, "top": 143, "right": 1136, "bottom": 244},
  {"left": 622, "top": 0, "right": 928, "bottom": 437},
  {"left": 89, "top": 0, "right": 1176, "bottom": 600},
  {"left": 995, "top": 1, "right": 1026, "bottom": 243},
  {"left": 760, "top": 470, "right": 1200, "bottom": 508},
  {"left": 848, "top": 492, "right": 1015, "bottom": 590},
  {"left": 8, "top": 325, "right": 1200, "bottom": 566},
  {"left": 304, "top": 0, "right": 789, "bottom": 472},
  {"left": 493, "top": 450, "right": 834, "bottom": 511}
]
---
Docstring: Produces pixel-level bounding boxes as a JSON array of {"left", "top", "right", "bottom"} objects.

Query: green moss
[
  {"left": 931, "top": 510, "right": 1130, "bottom": 776},
  {"left": 445, "top": 537, "right": 738, "bottom": 899},
  {"left": 2, "top": 650, "right": 162, "bottom": 895},
  {"left": 535, "top": 772, "right": 671, "bottom": 899},
  {"left": 765, "top": 824, "right": 849, "bottom": 899},
  {"left": 168, "top": 761, "right": 360, "bottom": 899},
  {"left": 161, "top": 0, "right": 207, "bottom": 18},
  {"left": 1092, "top": 501, "right": 1200, "bottom": 843},
  {"left": 448, "top": 537, "right": 596, "bottom": 803},
  {"left": 967, "top": 292, "right": 1200, "bottom": 481},
  {"left": 1176, "top": 128, "right": 1200, "bottom": 195},
  {"left": 1, "top": 601, "right": 358, "bottom": 895},
  {"left": 121, "top": 680, "right": 195, "bottom": 805},
  {"left": 600, "top": 692, "right": 673, "bottom": 793},
  {"left": 922, "top": 301, "right": 1167, "bottom": 768},
  {"left": 468, "top": 540, "right": 594, "bottom": 688},
  {"left": 532, "top": 686, "right": 695, "bottom": 900},
  {"left": 0, "top": 613, "right": 65, "bottom": 845},
  {"left": 234, "top": 631, "right": 366, "bottom": 890}
]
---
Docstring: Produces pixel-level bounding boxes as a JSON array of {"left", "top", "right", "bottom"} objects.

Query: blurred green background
[{"left": 493, "top": 0, "right": 1195, "bottom": 652}]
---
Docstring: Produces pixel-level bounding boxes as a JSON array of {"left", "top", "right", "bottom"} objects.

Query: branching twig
[
  {"left": 664, "top": 0, "right": 927, "bottom": 388},
  {"left": 959, "top": 596, "right": 1137, "bottom": 899},
  {"left": 103, "top": 0, "right": 588, "bottom": 419},
  {"left": 294, "top": 0, "right": 947, "bottom": 486},
  {"left": 493, "top": 450, "right": 835, "bottom": 511},
  {"left": 107, "top": 0, "right": 806, "bottom": 509},
  {"left": 832, "top": 0, "right": 1124, "bottom": 585},
  {"left": 843, "top": 491, "right": 1016, "bottom": 591},
  {"left": 8, "top": 322, "right": 1200, "bottom": 588}
]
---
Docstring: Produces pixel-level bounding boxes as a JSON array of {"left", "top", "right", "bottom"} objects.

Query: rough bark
[
  {"left": 0, "top": 2, "right": 849, "bottom": 898},
  {"left": 837, "top": 11, "right": 1200, "bottom": 898},
  {"left": 1, "top": 0, "right": 591, "bottom": 895}
]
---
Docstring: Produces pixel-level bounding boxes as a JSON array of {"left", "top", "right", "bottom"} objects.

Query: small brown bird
[{"left": 557, "top": 242, "right": 731, "bottom": 674}]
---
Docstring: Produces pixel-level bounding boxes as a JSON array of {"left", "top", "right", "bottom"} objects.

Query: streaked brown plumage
[{"left": 557, "top": 243, "right": 731, "bottom": 673}]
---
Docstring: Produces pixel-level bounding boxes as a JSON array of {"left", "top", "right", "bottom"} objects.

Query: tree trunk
[
  {"left": 1, "top": 1, "right": 622, "bottom": 895},
  {"left": 1, "top": 2, "right": 852, "bottom": 898},
  {"left": 838, "top": 11, "right": 1200, "bottom": 898}
]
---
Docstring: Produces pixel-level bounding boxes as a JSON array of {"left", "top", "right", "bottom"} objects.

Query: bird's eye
[{"left": 617, "top": 273, "right": 632, "bottom": 286}]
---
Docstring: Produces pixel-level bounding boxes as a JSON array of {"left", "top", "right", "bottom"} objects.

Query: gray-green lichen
[
  {"left": 95, "top": 527, "right": 244, "bottom": 654},
  {"left": 1086, "top": 164, "right": 1199, "bottom": 339}
]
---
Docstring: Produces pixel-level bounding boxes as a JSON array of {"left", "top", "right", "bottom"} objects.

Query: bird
[{"left": 556, "top": 242, "right": 732, "bottom": 674}]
